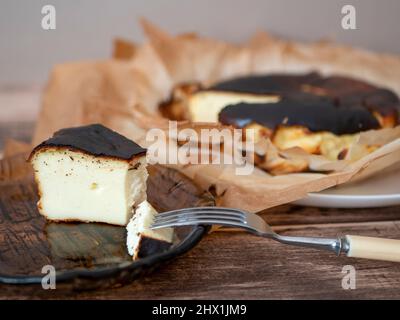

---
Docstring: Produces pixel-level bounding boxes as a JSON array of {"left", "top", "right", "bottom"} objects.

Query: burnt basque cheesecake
[
  {"left": 176, "top": 73, "right": 400, "bottom": 161},
  {"left": 29, "top": 124, "right": 148, "bottom": 226},
  {"left": 29, "top": 124, "right": 173, "bottom": 260}
]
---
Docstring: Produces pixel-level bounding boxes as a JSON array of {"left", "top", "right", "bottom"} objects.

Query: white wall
[{"left": 1, "top": 0, "right": 399, "bottom": 86}]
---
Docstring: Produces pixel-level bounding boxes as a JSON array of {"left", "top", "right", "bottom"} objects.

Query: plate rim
[{"left": 307, "top": 192, "right": 400, "bottom": 200}]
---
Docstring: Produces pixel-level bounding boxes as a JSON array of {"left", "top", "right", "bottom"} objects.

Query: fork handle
[
  {"left": 344, "top": 235, "right": 400, "bottom": 263},
  {"left": 275, "top": 234, "right": 400, "bottom": 263}
]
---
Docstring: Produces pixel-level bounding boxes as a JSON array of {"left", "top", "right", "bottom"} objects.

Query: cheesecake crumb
[{"left": 90, "top": 182, "right": 98, "bottom": 190}]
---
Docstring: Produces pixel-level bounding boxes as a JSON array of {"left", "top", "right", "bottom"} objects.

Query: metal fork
[{"left": 152, "top": 207, "right": 400, "bottom": 262}]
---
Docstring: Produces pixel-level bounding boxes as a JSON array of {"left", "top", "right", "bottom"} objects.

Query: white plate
[{"left": 294, "top": 168, "right": 400, "bottom": 208}]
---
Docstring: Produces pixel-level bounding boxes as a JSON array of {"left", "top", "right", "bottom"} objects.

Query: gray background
[{"left": 1, "top": 0, "right": 399, "bottom": 86}]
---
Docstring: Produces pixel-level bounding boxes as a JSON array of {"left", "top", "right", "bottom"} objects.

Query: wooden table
[{"left": 1, "top": 91, "right": 400, "bottom": 299}]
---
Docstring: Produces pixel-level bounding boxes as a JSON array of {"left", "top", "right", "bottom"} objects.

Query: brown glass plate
[{"left": 0, "top": 154, "right": 214, "bottom": 289}]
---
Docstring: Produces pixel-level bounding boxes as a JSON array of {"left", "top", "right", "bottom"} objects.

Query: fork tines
[{"left": 151, "top": 207, "right": 247, "bottom": 230}]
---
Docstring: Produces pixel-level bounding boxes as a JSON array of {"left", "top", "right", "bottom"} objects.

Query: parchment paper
[{"left": 32, "top": 19, "right": 400, "bottom": 212}]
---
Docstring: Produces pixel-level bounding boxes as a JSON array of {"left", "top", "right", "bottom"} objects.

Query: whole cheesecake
[
  {"left": 191, "top": 73, "right": 399, "bottom": 127},
  {"left": 161, "top": 73, "right": 400, "bottom": 170}
]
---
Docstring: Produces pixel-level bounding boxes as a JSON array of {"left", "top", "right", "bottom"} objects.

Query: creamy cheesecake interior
[
  {"left": 188, "top": 91, "right": 279, "bottom": 123},
  {"left": 31, "top": 148, "right": 147, "bottom": 226},
  {"left": 272, "top": 127, "right": 358, "bottom": 160},
  {"left": 126, "top": 200, "right": 173, "bottom": 260}
]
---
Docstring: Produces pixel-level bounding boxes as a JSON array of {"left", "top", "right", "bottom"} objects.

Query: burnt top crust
[
  {"left": 137, "top": 235, "right": 172, "bottom": 259},
  {"left": 303, "top": 76, "right": 400, "bottom": 117},
  {"left": 212, "top": 73, "right": 400, "bottom": 133},
  {"left": 29, "top": 124, "right": 147, "bottom": 160},
  {"left": 210, "top": 72, "right": 321, "bottom": 95},
  {"left": 219, "top": 98, "right": 380, "bottom": 135}
]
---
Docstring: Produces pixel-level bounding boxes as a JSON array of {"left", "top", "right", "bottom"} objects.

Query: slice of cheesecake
[
  {"left": 28, "top": 124, "right": 148, "bottom": 226},
  {"left": 126, "top": 200, "right": 174, "bottom": 260}
]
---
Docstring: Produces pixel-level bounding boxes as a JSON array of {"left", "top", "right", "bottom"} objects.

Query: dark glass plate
[{"left": 0, "top": 158, "right": 214, "bottom": 290}]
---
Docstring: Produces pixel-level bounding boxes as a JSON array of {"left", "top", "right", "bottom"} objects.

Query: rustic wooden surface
[{"left": 1, "top": 88, "right": 400, "bottom": 299}]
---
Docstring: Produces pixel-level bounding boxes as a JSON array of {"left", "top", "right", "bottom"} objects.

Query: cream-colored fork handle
[{"left": 346, "top": 235, "right": 400, "bottom": 262}]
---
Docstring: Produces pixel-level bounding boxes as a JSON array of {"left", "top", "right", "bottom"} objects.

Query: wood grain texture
[
  {"left": 1, "top": 223, "right": 400, "bottom": 299},
  {"left": 1, "top": 121, "right": 400, "bottom": 299}
]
